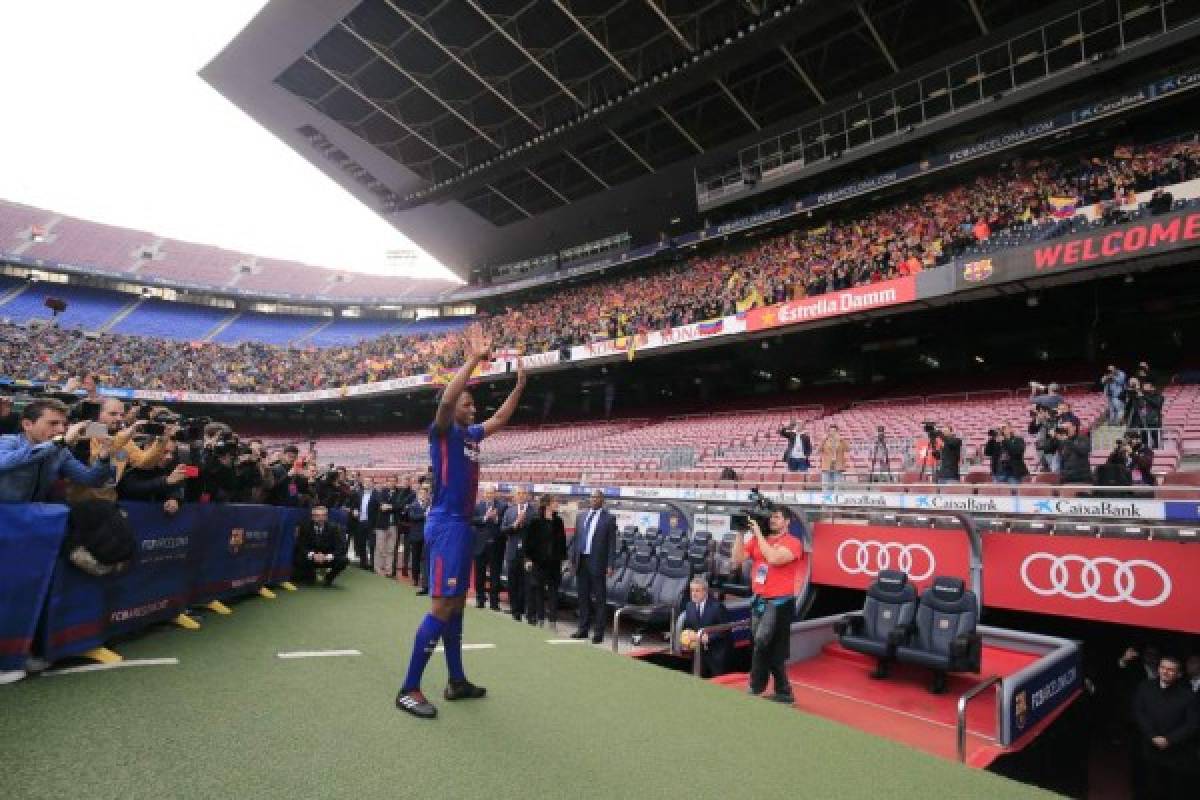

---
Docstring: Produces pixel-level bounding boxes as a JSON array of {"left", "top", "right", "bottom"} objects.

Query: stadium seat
[
  {"left": 609, "top": 550, "right": 656, "bottom": 608},
  {"left": 834, "top": 570, "right": 918, "bottom": 678},
  {"left": 894, "top": 576, "right": 982, "bottom": 693},
  {"left": 613, "top": 555, "right": 693, "bottom": 648},
  {"left": 605, "top": 552, "right": 634, "bottom": 605}
]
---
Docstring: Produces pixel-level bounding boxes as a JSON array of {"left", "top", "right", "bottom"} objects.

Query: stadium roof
[{"left": 204, "top": 0, "right": 1035, "bottom": 277}]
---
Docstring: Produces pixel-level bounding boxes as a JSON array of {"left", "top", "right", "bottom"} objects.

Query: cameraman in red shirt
[{"left": 732, "top": 506, "right": 805, "bottom": 704}]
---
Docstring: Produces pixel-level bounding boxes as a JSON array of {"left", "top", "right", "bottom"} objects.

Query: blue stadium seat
[
  {"left": 0, "top": 283, "right": 132, "bottom": 330},
  {"left": 111, "top": 298, "right": 231, "bottom": 340}
]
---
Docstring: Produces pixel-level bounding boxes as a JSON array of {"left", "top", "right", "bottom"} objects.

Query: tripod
[{"left": 868, "top": 431, "right": 893, "bottom": 483}]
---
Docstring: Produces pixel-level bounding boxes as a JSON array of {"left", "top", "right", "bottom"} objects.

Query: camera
[
  {"left": 1054, "top": 425, "right": 1069, "bottom": 436},
  {"left": 211, "top": 433, "right": 239, "bottom": 457},
  {"left": 987, "top": 428, "right": 998, "bottom": 438}
]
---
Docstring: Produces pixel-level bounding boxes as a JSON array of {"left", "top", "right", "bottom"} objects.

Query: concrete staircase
[
  {"left": 202, "top": 312, "right": 240, "bottom": 342},
  {"left": 97, "top": 297, "right": 144, "bottom": 332}
]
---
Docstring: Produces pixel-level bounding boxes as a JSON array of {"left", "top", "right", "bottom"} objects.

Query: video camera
[{"left": 731, "top": 487, "right": 775, "bottom": 532}]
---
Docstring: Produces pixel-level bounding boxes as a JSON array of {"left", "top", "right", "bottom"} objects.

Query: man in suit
[
  {"left": 677, "top": 578, "right": 730, "bottom": 678},
  {"left": 1132, "top": 653, "right": 1198, "bottom": 799},
  {"left": 569, "top": 489, "right": 618, "bottom": 643},
  {"left": 349, "top": 476, "right": 382, "bottom": 570},
  {"left": 373, "top": 475, "right": 407, "bottom": 577},
  {"left": 293, "top": 505, "right": 348, "bottom": 586},
  {"left": 407, "top": 485, "right": 431, "bottom": 593},
  {"left": 501, "top": 488, "right": 533, "bottom": 621},
  {"left": 472, "top": 486, "right": 507, "bottom": 610}
]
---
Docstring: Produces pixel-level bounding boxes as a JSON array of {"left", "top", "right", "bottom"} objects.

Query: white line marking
[
  {"left": 276, "top": 649, "right": 363, "bottom": 659},
  {"left": 434, "top": 643, "right": 496, "bottom": 652},
  {"left": 44, "top": 657, "right": 179, "bottom": 676},
  {"left": 545, "top": 638, "right": 589, "bottom": 644}
]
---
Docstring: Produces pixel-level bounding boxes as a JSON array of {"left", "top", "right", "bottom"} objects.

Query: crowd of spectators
[{"left": 2, "top": 137, "right": 1196, "bottom": 395}]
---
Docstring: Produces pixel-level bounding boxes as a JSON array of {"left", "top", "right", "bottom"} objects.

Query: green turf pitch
[{"left": 0, "top": 570, "right": 1054, "bottom": 799}]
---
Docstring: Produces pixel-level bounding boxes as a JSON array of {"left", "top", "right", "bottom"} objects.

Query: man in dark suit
[
  {"left": 1132, "top": 653, "right": 1198, "bottom": 799},
  {"left": 677, "top": 578, "right": 730, "bottom": 677},
  {"left": 472, "top": 486, "right": 507, "bottom": 611},
  {"left": 407, "top": 485, "right": 430, "bottom": 593},
  {"left": 501, "top": 488, "right": 533, "bottom": 621},
  {"left": 349, "top": 476, "right": 382, "bottom": 570},
  {"left": 569, "top": 489, "right": 618, "bottom": 643},
  {"left": 293, "top": 505, "right": 348, "bottom": 586}
]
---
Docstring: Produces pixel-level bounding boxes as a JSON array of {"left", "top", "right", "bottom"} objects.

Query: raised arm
[
  {"left": 481, "top": 357, "right": 527, "bottom": 438},
  {"left": 434, "top": 325, "right": 492, "bottom": 432}
]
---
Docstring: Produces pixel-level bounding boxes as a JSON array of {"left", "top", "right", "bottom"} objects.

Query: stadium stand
[
  {"left": 0, "top": 283, "right": 135, "bottom": 330},
  {"left": 22, "top": 216, "right": 148, "bottom": 269},
  {"left": 109, "top": 298, "right": 233, "bottom": 341},
  {"left": 211, "top": 311, "right": 329, "bottom": 346},
  {"left": 0, "top": 197, "right": 460, "bottom": 297}
]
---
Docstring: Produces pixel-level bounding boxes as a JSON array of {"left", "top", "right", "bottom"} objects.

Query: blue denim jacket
[{"left": 0, "top": 434, "right": 114, "bottom": 503}]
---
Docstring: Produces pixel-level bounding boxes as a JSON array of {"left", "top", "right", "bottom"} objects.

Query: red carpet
[{"left": 713, "top": 642, "right": 1041, "bottom": 767}]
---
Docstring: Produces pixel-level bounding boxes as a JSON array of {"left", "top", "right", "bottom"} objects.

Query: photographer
[
  {"left": 230, "top": 439, "right": 274, "bottom": 503},
  {"left": 1028, "top": 405, "right": 1059, "bottom": 474},
  {"left": 1134, "top": 381, "right": 1164, "bottom": 449},
  {"left": 931, "top": 423, "right": 961, "bottom": 484},
  {"left": 778, "top": 420, "right": 812, "bottom": 472},
  {"left": 0, "top": 398, "right": 114, "bottom": 502},
  {"left": 196, "top": 429, "right": 239, "bottom": 503},
  {"left": 1101, "top": 365, "right": 1127, "bottom": 425},
  {"left": 1129, "top": 433, "right": 1156, "bottom": 486},
  {"left": 1123, "top": 377, "right": 1145, "bottom": 432},
  {"left": 984, "top": 424, "right": 1028, "bottom": 485},
  {"left": 1046, "top": 419, "right": 1092, "bottom": 485},
  {"left": 118, "top": 440, "right": 188, "bottom": 515},
  {"left": 267, "top": 445, "right": 309, "bottom": 507},
  {"left": 66, "top": 398, "right": 171, "bottom": 505},
  {"left": 731, "top": 506, "right": 805, "bottom": 704}
]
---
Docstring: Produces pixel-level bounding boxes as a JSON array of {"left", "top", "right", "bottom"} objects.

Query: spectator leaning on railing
[{"left": 0, "top": 398, "right": 114, "bottom": 503}]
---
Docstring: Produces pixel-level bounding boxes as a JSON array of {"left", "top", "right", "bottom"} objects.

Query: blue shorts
[{"left": 425, "top": 515, "right": 473, "bottom": 598}]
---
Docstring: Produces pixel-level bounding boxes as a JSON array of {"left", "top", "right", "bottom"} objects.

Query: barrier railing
[{"left": 0, "top": 502, "right": 326, "bottom": 674}]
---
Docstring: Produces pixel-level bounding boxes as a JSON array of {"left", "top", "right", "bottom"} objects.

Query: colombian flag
[{"left": 1048, "top": 196, "right": 1078, "bottom": 218}]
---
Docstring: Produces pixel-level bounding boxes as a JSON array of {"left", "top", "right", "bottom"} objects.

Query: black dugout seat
[
  {"left": 894, "top": 576, "right": 982, "bottom": 693},
  {"left": 833, "top": 570, "right": 917, "bottom": 678}
]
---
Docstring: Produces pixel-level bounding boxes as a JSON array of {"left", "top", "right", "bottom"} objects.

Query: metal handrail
[
  {"left": 611, "top": 598, "right": 681, "bottom": 654},
  {"left": 956, "top": 675, "right": 1002, "bottom": 763}
]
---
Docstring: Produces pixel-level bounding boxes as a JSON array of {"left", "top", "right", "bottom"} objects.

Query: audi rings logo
[
  {"left": 836, "top": 539, "right": 936, "bottom": 581},
  {"left": 1019, "top": 553, "right": 1172, "bottom": 607}
]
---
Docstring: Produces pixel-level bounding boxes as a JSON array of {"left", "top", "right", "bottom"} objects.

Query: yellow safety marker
[
  {"left": 258, "top": 587, "right": 277, "bottom": 600},
  {"left": 82, "top": 647, "right": 123, "bottom": 664},
  {"left": 205, "top": 600, "right": 232, "bottom": 615},
  {"left": 280, "top": 581, "right": 298, "bottom": 592},
  {"left": 173, "top": 614, "right": 200, "bottom": 630}
]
